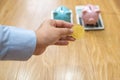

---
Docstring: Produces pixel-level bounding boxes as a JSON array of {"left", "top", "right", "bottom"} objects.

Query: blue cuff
[{"left": 0, "top": 26, "right": 36, "bottom": 60}]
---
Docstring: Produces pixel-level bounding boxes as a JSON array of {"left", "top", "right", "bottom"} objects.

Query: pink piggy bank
[{"left": 82, "top": 4, "right": 100, "bottom": 25}]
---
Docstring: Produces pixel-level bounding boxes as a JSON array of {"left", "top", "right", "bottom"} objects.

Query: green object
[{"left": 53, "top": 6, "right": 72, "bottom": 22}]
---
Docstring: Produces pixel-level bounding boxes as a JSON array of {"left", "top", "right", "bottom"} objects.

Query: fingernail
[
  {"left": 73, "top": 38, "right": 76, "bottom": 40},
  {"left": 70, "top": 24, "right": 73, "bottom": 27},
  {"left": 70, "top": 29, "right": 73, "bottom": 33},
  {"left": 70, "top": 38, "right": 75, "bottom": 41}
]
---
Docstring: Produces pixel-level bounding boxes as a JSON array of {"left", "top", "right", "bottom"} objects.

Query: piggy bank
[
  {"left": 82, "top": 4, "right": 100, "bottom": 25},
  {"left": 53, "top": 6, "right": 72, "bottom": 23}
]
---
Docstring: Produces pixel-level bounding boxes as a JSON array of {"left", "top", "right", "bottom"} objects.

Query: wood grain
[{"left": 0, "top": 0, "right": 120, "bottom": 80}]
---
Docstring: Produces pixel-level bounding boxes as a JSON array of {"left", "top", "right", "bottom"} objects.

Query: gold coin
[{"left": 71, "top": 24, "right": 84, "bottom": 39}]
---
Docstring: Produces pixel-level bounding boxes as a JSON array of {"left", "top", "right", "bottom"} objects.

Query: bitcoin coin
[{"left": 71, "top": 24, "right": 84, "bottom": 39}]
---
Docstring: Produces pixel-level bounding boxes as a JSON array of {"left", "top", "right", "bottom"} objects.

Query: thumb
[{"left": 57, "top": 28, "right": 73, "bottom": 36}]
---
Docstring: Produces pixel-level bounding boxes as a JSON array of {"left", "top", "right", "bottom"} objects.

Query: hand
[{"left": 34, "top": 19, "right": 75, "bottom": 55}]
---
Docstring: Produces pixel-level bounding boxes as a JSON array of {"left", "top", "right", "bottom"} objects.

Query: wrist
[
  {"left": 33, "top": 44, "right": 46, "bottom": 55},
  {"left": 33, "top": 31, "right": 47, "bottom": 55}
]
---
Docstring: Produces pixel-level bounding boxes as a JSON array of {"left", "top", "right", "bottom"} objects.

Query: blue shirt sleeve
[{"left": 0, "top": 25, "right": 36, "bottom": 60}]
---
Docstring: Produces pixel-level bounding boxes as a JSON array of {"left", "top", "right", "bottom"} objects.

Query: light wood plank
[{"left": 0, "top": 0, "right": 120, "bottom": 80}]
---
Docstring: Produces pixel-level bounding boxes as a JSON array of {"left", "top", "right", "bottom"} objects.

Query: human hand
[{"left": 34, "top": 19, "right": 75, "bottom": 55}]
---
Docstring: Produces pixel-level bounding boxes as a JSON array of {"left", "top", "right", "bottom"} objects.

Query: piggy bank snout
[{"left": 88, "top": 18, "right": 95, "bottom": 22}]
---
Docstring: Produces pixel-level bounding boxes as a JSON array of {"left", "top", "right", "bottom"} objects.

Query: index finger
[{"left": 55, "top": 20, "right": 73, "bottom": 28}]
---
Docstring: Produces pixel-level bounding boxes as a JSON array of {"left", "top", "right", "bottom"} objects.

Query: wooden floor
[{"left": 0, "top": 0, "right": 120, "bottom": 80}]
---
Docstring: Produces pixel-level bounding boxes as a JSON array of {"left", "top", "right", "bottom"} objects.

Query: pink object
[{"left": 82, "top": 4, "right": 100, "bottom": 25}]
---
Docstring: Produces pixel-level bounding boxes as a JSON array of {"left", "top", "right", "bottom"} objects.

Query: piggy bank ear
[
  {"left": 95, "top": 9, "right": 100, "bottom": 13},
  {"left": 66, "top": 11, "right": 71, "bottom": 15},
  {"left": 82, "top": 10, "right": 87, "bottom": 14},
  {"left": 54, "top": 12, "right": 58, "bottom": 15}
]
